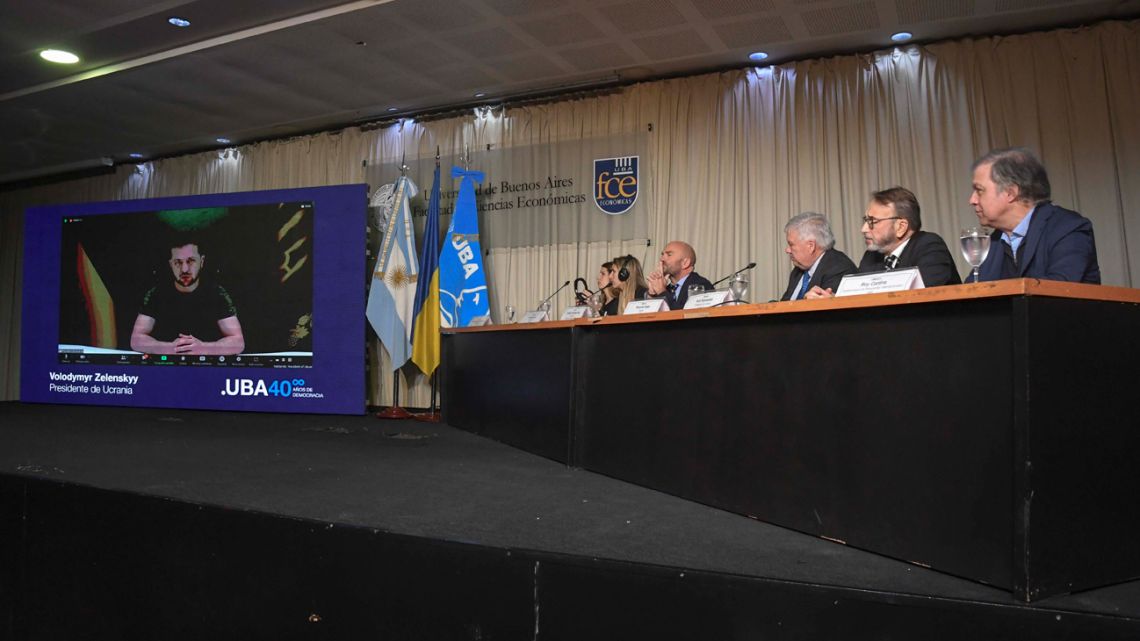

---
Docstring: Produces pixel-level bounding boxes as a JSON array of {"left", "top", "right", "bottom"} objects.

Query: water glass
[
  {"left": 728, "top": 274, "right": 749, "bottom": 304},
  {"left": 959, "top": 227, "right": 991, "bottom": 283}
]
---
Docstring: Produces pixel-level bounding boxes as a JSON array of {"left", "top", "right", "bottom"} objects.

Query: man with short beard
[
  {"left": 646, "top": 240, "right": 714, "bottom": 310},
  {"left": 855, "top": 187, "right": 960, "bottom": 286},
  {"left": 130, "top": 240, "right": 245, "bottom": 355}
]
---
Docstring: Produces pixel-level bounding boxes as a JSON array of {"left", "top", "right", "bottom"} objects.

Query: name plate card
[
  {"left": 623, "top": 298, "right": 669, "bottom": 315},
  {"left": 559, "top": 306, "right": 592, "bottom": 320},
  {"left": 683, "top": 290, "right": 733, "bottom": 309},
  {"left": 518, "top": 310, "right": 551, "bottom": 324},
  {"left": 835, "top": 267, "right": 925, "bottom": 297}
]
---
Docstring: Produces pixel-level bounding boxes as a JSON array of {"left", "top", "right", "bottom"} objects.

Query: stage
[{"left": 2, "top": 402, "right": 1138, "bottom": 639}]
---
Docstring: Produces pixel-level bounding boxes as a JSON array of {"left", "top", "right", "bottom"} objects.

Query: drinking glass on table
[
  {"left": 504, "top": 305, "right": 516, "bottom": 324},
  {"left": 728, "top": 274, "right": 749, "bottom": 304},
  {"left": 587, "top": 291, "right": 605, "bottom": 317},
  {"left": 960, "top": 227, "right": 991, "bottom": 284}
]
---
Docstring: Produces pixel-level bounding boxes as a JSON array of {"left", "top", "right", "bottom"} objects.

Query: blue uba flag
[{"left": 438, "top": 166, "right": 489, "bottom": 327}]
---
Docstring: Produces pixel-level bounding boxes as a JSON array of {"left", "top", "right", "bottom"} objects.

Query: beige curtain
[{"left": 3, "top": 20, "right": 1137, "bottom": 402}]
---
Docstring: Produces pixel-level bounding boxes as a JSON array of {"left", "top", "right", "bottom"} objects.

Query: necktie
[
  {"left": 795, "top": 271, "right": 811, "bottom": 300},
  {"left": 884, "top": 254, "right": 898, "bottom": 270}
]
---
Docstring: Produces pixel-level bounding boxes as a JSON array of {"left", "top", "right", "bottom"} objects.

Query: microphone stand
[
  {"left": 538, "top": 280, "right": 571, "bottom": 317},
  {"left": 710, "top": 262, "right": 757, "bottom": 288}
]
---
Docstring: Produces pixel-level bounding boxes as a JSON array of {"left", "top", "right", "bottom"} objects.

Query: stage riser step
[{"left": 2, "top": 476, "right": 1135, "bottom": 640}]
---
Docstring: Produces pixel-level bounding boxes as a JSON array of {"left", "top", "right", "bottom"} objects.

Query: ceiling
[{"left": 2, "top": 0, "right": 1136, "bottom": 187}]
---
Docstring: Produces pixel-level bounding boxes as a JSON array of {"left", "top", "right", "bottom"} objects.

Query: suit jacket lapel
[
  {"left": 1017, "top": 203, "right": 1052, "bottom": 276},
  {"left": 897, "top": 232, "right": 920, "bottom": 268},
  {"left": 808, "top": 252, "right": 827, "bottom": 288},
  {"left": 979, "top": 229, "right": 1003, "bottom": 281}
]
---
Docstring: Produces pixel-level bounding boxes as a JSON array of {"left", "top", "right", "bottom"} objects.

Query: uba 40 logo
[{"left": 593, "top": 156, "right": 639, "bottom": 215}]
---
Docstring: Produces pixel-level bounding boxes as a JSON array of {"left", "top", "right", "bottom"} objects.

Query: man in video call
[{"left": 130, "top": 239, "right": 245, "bottom": 356}]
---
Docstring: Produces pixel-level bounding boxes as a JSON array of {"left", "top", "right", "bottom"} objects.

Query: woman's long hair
[{"left": 611, "top": 255, "right": 648, "bottom": 315}]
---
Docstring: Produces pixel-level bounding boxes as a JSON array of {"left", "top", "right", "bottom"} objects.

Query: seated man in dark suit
[
  {"left": 857, "top": 186, "right": 960, "bottom": 286},
  {"left": 969, "top": 147, "right": 1100, "bottom": 283},
  {"left": 646, "top": 241, "right": 714, "bottom": 309},
  {"left": 779, "top": 212, "right": 856, "bottom": 301}
]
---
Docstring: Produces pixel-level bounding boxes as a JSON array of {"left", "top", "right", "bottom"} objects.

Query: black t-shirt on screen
[{"left": 139, "top": 281, "right": 237, "bottom": 342}]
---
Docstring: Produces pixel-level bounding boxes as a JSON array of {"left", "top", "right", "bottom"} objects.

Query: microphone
[
  {"left": 539, "top": 280, "right": 571, "bottom": 310},
  {"left": 711, "top": 261, "right": 756, "bottom": 288},
  {"left": 573, "top": 277, "right": 593, "bottom": 305}
]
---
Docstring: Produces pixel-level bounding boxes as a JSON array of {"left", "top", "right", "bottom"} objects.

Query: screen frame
[{"left": 21, "top": 184, "right": 367, "bottom": 415}]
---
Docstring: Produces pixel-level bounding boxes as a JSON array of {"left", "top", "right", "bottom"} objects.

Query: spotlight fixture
[
  {"left": 386, "top": 107, "right": 399, "bottom": 112},
  {"left": 40, "top": 49, "right": 80, "bottom": 64},
  {"left": 474, "top": 92, "right": 487, "bottom": 98},
  {"left": 168, "top": 17, "right": 191, "bottom": 28},
  {"left": 891, "top": 32, "right": 912, "bottom": 42},
  {"left": 128, "top": 153, "right": 144, "bottom": 159},
  {"left": 216, "top": 137, "right": 231, "bottom": 144},
  {"left": 748, "top": 51, "right": 769, "bottom": 62}
]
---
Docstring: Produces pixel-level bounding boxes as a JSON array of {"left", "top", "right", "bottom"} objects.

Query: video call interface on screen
[{"left": 57, "top": 201, "right": 316, "bottom": 369}]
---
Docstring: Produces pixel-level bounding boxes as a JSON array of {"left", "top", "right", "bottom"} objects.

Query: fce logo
[{"left": 593, "top": 156, "right": 639, "bottom": 215}]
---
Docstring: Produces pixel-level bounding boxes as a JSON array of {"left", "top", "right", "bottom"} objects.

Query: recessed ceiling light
[
  {"left": 168, "top": 17, "right": 191, "bottom": 28},
  {"left": 748, "top": 51, "right": 769, "bottom": 62},
  {"left": 216, "top": 137, "right": 231, "bottom": 144},
  {"left": 128, "top": 153, "right": 144, "bottom": 159},
  {"left": 474, "top": 92, "right": 487, "bottom": 98},
  {"left": 40, "top": 49, "right": 80, "bottom": 64},
  {"left": 386, "top": 107, "right": 399, "bottom": 112},
  {"left": 891, "top": 32, "right": 912, "bottom": 42}
]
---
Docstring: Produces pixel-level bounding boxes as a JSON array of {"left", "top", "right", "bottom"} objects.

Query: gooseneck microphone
[
  {"left": 539, "top": 280, "right": 571, "bottom": 309},
  {"left": 711, "top": 261, "right": 757, "bottom": 288}
]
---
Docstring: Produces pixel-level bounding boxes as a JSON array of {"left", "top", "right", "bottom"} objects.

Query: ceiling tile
[{"left": 800, "top": 2, "right": 880, "bottom": 37}]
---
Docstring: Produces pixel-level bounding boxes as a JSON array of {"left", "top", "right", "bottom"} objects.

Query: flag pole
[
  {"left": 376, "top": 361, "right": 413, "bottom": 420},
  {"left": 414, "top": 145, "right": 443, "bottom": 423},
  {"left": 414, "top": 372, "right": 440, "bottom": 423}
]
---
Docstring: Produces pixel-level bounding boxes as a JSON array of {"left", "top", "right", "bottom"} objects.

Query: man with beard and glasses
[
  {"left": 805, "top": 187, "right": 959, "bottom": 299},
  {"left": 130, "top": 239, "right": 245, "bottom": 355}
]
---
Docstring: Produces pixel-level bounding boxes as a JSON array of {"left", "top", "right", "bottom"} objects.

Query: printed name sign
[
  {"left": 623, "top": 298, "right": 668, "bottom": 314},
  {"left": 835, "top": 267, "right": 925, "bottom": 297},
  {"left": 519, "top": 310, "right": 551, "bottom": 323},
  {"left": 560, "top": 306, "right": 592, "bottom": 320},
  {"left": 683, "top": 290, "right": 733, "bottom": 309}
]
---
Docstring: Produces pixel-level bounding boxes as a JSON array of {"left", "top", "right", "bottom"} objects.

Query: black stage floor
[{"left": 3, "top": 402, "right": 1139, "bottom": 638}]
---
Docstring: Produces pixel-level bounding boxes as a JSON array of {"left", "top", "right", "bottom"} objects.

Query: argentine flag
[
  {"left": 439, "top": 167, "right": 490, "bottom": 327},
  {"left": 367, "top": 175, "right": 418, "bottom": 370}
]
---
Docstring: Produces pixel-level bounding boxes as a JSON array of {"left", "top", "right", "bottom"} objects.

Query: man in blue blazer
[{"left": 968, "top": 148, "right": 1100, "bottom": 284}]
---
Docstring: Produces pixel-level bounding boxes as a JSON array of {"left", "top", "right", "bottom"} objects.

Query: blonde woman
[{"left": 604, "top": 255, "right": 648, "bottom": 316}]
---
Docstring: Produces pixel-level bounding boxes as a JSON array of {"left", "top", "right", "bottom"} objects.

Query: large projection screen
[{"left": 21, "top": 184, "right": 367, "bottom": 415}]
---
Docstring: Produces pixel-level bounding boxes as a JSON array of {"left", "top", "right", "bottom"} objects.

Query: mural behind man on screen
[{"left": 58, "top": 202, "right": 315, "bottom": 359}]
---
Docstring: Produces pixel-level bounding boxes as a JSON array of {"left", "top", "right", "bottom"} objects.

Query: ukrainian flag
[{"left": 412, "top": 161, "right": 442, "bottom": 376}]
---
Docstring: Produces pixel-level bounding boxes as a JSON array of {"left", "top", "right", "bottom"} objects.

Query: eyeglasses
[{"left": 862, "top": 216, "right": 902, "bottom": 228}]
